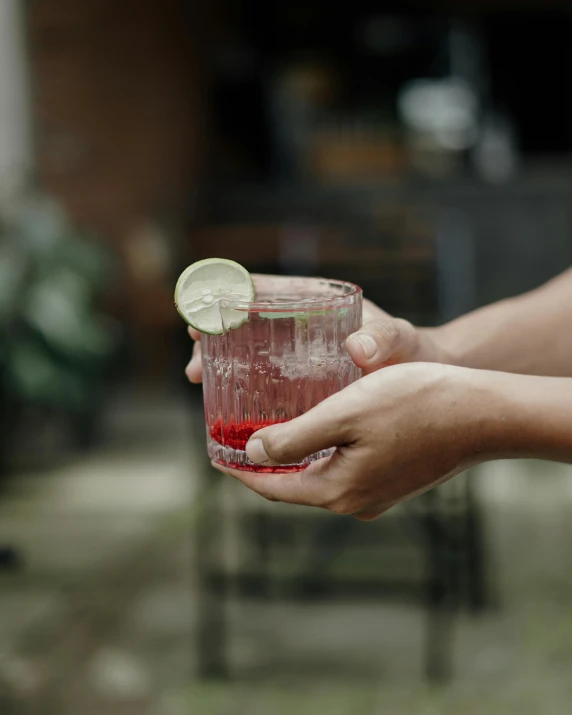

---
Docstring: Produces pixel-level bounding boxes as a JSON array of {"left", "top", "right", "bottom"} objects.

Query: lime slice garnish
[{"left": 174, "top": 258, "right": 254, "bottom": 335}]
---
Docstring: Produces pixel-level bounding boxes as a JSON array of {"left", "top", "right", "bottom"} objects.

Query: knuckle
[
  {"left": 329, "top": 499, "right": 353, "bottom": 516},
  {"left": 325, "top": 483, "right": 373, "bottom": 516},
  {"left": 255, "top": 477, "right": 279, "bottom": 503},
  {"left": 264, "top": 430, "right": 292, "bottom": 463},
  {"left": 323, "top": 487, "right": 354, "bottom": 515},
  {"left": 259, "top": 490, "right": 279, "bottom": 503},
  {"left": 353, "top": 511, "right": 381, "bottom": 522},
  {"left": 393, "top": 317, "right": 414, "bottom": 338},
  {"left": 394, "top": 318, "right": 417, "bottom": 356},
  {"left": 368, "top": 320, "right": 400, "bottom": 354}
]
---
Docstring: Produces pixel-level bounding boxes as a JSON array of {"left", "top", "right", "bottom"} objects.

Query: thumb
[
  {"left": 246, "top": 391, "right": 356, "bottom": 466},
  {"left": 346, "top": 318, "right": 421, "bottom": 373}
]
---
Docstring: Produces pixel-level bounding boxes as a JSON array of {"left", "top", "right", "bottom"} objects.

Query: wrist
[
  {"left": 447, "top": 368, "right": 514, "bottom": 466},
  {"left": 418, "top": 324, "right": 463, "bottom": 367}
]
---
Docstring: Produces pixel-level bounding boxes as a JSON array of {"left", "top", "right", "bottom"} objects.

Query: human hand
[
  {"left": 185, "top": 296, "right": 452, "bottom": 384},
  {"left": 345, "top": 300, "right": 453, "bottom": 375},
  {"left": 212, "top": 363, "right": 502, "bottom": 519},
  {"left": 185, "top": 324, "right": 203, "bottom": 384}
]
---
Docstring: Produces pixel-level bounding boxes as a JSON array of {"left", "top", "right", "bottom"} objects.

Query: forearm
[
  {"left": 480, "top": 371, "right": 572, "bottom": 464},
  {"left": 427, "top": 268, "right": 572, "bottom": 376}
]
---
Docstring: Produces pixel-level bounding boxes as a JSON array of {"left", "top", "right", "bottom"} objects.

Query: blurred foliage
[{"left": 0, "top": 193, "right": 121, "bottom": 411}]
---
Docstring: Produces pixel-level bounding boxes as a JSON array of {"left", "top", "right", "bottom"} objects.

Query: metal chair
[{"left": 191, "top": 185, "right": 490, "bottom": 681}]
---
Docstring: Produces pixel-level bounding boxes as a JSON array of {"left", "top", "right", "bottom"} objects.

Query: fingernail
[
  {"left": 349, "top": 333, "right": 377, "bottom": 360},
  {"left": 246, "top": 438, "right": 270, "bottom": 464}
]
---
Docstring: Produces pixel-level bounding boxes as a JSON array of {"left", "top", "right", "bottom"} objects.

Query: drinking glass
[{"left": 201, "top": 275, "right": 362, "bottom": 472}]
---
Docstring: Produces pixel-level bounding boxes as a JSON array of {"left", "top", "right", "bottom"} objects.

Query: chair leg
[
  {"left": 253, "top": 510, "right": 273, "bottom": 599},
  {"left": 464, "top": 498, "right": 489, "bottom": 613},
  {"left": 423, "top": 495, "right": 455, "bottom": 682},
  {"left": 0, "top": 546, "right": 23, "bottom": 571},
  {"left": 297, "top": 516, "right": 355, "bottom": 599},
  {"left": 195, "top": 467, "right": 230, "bottom": 679}
]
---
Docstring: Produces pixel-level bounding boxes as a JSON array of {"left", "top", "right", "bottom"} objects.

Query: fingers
[
  {"left": 346, "top": 317, "right": 420, "bottom": 373},
  {"left": 211, "top": 456, "right": 332, "bottom": 507},
  {"left": 245, "top": 391, "right": 357, "bottom": 468},
  {"left": 187, "top": 325, "right": 201, "bottom": 341},
  {"left": 213, "top": 453, "right": 395, "bottom": 517},
  {"left": 185, "top": 326, "right": 202, "bottom": 383},
  {"left": 212, "top": 449, "right": 357, "bottom": 509},
  {"left": 362, "top": 298, "right": 390, "bottom": 324}
]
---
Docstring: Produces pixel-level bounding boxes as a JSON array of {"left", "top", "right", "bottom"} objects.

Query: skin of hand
[
  {"left": 185, "top": 297, "right": 450, "bottom": 383},
  {"left": 185, "top": 295, "right": 459, "bottom": 519},
  {"left": 212, "top": 367, "right": 572, "bottom": 518},
  {"left": 187, "top": 267, "right": 572, "bottom": 382},
  {"left": 184, "top": 269, "right": 572, "bottom": 517},
  {"left": 211, "top": 363, "right": 518, "bottom": 519}
]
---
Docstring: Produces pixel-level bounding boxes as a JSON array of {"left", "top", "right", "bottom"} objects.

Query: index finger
[{"left": 187, "top": 325, "right": 201, "bottom": 341}]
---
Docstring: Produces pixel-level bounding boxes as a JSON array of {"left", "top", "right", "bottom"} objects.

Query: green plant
[{"left": 0, "top": 193, "right": 121, "bottom": 439}]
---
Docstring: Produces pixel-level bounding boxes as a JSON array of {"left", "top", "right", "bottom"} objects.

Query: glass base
[{"left": 207, "top": 436, "right": 334, "bottom": 473}]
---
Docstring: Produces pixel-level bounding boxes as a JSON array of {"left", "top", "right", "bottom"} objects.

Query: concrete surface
[{"left": 0, "top": 393, "right": 571, "bottom": 714}]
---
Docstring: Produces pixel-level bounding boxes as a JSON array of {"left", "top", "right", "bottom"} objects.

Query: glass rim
[{"left": 221, "top": 275, "right": 363, "bottom": 312}]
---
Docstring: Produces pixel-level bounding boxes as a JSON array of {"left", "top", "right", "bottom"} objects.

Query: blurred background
[{"left": 1, "top": 0, "right": 572, "bottom": 713}]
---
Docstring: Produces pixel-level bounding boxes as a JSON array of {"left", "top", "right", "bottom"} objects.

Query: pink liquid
[
  {"left": 209, "top": 419, "right": 303, "bottom": 473},
  {"left": 209, "top": 417, "right": 298, "bottom": 473},
  {"left": 201, "top": 284, "right": 362, "bottom": 472},
  {"left": 209, "top": 418, "right": 282, "bottom": 451}
]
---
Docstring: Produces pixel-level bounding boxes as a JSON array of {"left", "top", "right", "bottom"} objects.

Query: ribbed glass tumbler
[{"left": 201, "top": 275, "right": 363, "bottom": 472}]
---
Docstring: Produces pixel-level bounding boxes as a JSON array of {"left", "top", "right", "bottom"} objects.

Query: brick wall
[
  {"left": 29, "top": 0, "right": 200, "bottom": 236},
  {"left": 28, "top": 0, "right": 204, "bottom": 378}
]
